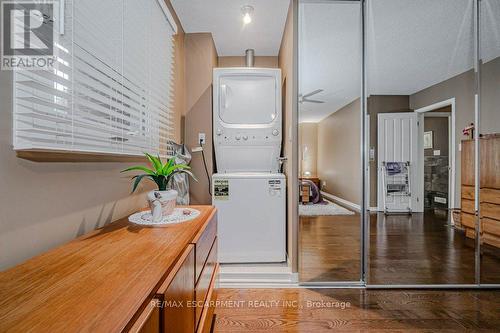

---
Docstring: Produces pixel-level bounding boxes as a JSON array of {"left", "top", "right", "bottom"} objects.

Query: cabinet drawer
[
  {"left": 129, "top": 299, "right": 160, "bottom": 333},
  {"left": 483, "top": 232, "right": 500, "bottom": 248},
  {"left": 461, "top": 199, "right": 475, "bottom": 214},
  {"left": 197, "top": 264, "right": 219, "bottom": 333},
  {"left": 482, "top": 217, "right": 500, "bottom": 237},
  {"left": 462, "top": 185, "right": 474, "bottom": 200},
  {"left": 465, "top": 227, "right": 476, "bottom": 239},
  {"left": 157, "top": 245, "right": 195, "bottom": 333},
  {"left": 481, "top": 202, "right": 500, "bottom": 221},
  {"left": 195, "top": 239, "right": 217, "bottom": 328},
  {"left": 192, "top": 211, "right": 217, "bottom": 283},
  {"left": 461, "top": 212, "right": 476, "bottom": 229},
  {"left": 481, "top": 188, "right": 500, "bottom": 205}
]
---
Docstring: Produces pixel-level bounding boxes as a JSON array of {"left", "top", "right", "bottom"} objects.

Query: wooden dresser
[
  {"left": 460, "top": 134, "right": 500, "bottom": 248},
  {"left": 0, "top": 206, "right": 218, "bottom": 333}
]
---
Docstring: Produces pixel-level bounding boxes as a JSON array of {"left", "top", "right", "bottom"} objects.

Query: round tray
[{"left": 128, "top": 208, "right": 200, "bottom": 226}]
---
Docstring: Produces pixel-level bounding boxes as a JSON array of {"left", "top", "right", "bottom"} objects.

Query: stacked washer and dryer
[{"left": 212, "top": 66, "right": 286, "bottom": 264}]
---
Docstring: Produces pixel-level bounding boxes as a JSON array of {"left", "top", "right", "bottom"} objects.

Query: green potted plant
[{"left": 122, "top": 153, "right": 196, "bottom": 219}]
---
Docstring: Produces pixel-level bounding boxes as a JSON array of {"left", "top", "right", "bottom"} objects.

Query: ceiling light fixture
[{"left": 241, "top": 5, "right": 254, "bottom": 25}]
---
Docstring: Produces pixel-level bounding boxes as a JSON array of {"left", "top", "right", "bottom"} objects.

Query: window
[{"left": 13, "top": 0, "right": 177, "bottom": 157}]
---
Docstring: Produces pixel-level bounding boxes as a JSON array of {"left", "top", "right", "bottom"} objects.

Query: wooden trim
[
  {"left": 128, "top": 299, "right": 159, "bottom": 333},
  {"left": 192, "top": 209, "right": 217, "bottom": 244},
  {"left": 196, "top": 264, "right": 219, "bottom": 333},
  {"left": 157, "top": 244, "right": 195, "bottom": 295},
  {"left": 16, "top": 149, "right": 149, "bottom": 163}
]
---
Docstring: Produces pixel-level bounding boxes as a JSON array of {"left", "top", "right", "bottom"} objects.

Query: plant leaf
[
  {"left": 144, "top": 152, "right": 162, "bottom": 172},
  {"left": 165, "top": 163, "right": 191, "bottom": 176},
  {"left": 162, "top": 157, "right": 176, "bottom": 175},
  {"left": 121, "top": 165, "right": 155, "bottom": 175},
  {"left": 167, "top": 169, "right": 197, "bottom": 185},
  {"left": 131, "top": 174, "right": 153, "bottom": 193}
]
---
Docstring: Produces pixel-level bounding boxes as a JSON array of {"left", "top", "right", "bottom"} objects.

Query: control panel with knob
[{"left": 272, "top": 129, "right": 279, "bottom": 136}]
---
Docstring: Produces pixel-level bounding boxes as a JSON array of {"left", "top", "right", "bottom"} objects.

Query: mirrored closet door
[
  {"left": 479, "top": 0, "right": 500, "bottom": 285},
  {"left": 298, "top": 0, "right": 363, "bottom": 283},
  {"left": 366, "top": 0, "right": 478, "bottom": 285}
]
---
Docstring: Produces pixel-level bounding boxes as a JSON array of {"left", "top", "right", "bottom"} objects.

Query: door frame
[{"left": 415, "top": 98, "right": 456, "bottom": 210}]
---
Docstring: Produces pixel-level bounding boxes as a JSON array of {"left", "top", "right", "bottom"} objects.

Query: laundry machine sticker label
[
  {"left": 214, "top": 180, "right": 229, "bottom": 200},
  {"left": 268, "top": 179, "right": 281, "bottom": 189}
]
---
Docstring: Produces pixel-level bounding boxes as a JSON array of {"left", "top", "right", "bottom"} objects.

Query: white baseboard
[
  {"left": 218, "top": 263, "right": 298, "bottom": 288},
  {"left": 321, "top": 191, "right": 361, "bottom": 212}
]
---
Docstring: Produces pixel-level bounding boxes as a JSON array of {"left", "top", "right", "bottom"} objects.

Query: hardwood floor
[
  {"left": 300, "top": 213, "right": 361, "bottom": 282},
  {"left": 214, "top": 288, "right": 500, "bottom": 332},
  {"left": 299, "top": 209, "right": 500, "bottom": 284}
]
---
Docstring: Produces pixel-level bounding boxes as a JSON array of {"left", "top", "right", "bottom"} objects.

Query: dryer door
[{"left": 219, "top": 74, "right": 277, "bottom": 125}]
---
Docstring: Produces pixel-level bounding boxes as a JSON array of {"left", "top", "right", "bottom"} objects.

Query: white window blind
[{"left": 13, "top": 0, "right": 177, "bottom": 157}]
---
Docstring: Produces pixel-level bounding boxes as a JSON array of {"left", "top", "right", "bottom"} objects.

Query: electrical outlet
[
  {"left": 322, "top": 181, "right": 327, "bottom": 188},
  {"left": 198, "top": 133, "right": 206, "bottom": 145}
]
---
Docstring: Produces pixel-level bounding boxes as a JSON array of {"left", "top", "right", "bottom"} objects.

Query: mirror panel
[
  {"left": 479, "top": 0, "right": 500, "bottom": 284},
  {"left": 366, "top": 0, "right": 477, "bottom": 285},
  {"left": 298, "top": 0, "right": 362, "bottom": 283}
]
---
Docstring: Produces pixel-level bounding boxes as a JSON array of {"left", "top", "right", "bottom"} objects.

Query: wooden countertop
[{"left": 0, "top": 205, "right": 216, "bottom": 333}]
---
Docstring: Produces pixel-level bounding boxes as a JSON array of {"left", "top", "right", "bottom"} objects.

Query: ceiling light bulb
[
  {"left": 243, "top": 13, "right": 252, "bottom": 24},
  {"left": 241, "top": 5, "right": 254, "bottom": 25}
]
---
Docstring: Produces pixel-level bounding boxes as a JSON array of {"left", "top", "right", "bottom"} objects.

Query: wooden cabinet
[
  {"left": 193, "top": 214, "right": 217, "bottom": 283},
  {"left": 157, "top": 245, "right": 196, "bottom": 333},
  {"left": 195, "top": 240, "right": 217, "bottom": 328},
  {"left": 0, "top": 206, "right": 217, "bottom": 333},
  {"left": 154, "top": 211, "right": 218, "bottom": 333},
  {"left": 192, "top": 213, "right": 218, "bottom": 332},
  {"left": 460, "top": 135, "right": 500, "bottom": 248},
  {"left": 196, "top": 264, "right": 219, "bottom": 333}
]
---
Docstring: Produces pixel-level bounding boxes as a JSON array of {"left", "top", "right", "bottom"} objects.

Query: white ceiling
[
  {"left": 299, "top": 0, "right": 500, "bottom": 123},
  {"left": 171, "top": 0, "right": 290, "bottom": 56},
  {"left": 299, "top": 2, "right": 361, "bottom": 123}
]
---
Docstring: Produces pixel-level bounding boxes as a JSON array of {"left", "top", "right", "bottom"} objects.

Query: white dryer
[{"left": 213, "top": 68, "right": 282, "bottom": 173}]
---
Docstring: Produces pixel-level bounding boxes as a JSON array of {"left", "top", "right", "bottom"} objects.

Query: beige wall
[
  {"left": 479, "top": 57, "right": 500, "bottom": 135},
  {"left": 184, "top": 33, "right": 218, "bottom": 205},
  {"left": 424, "top": 110, "right": 450, "bottom": 157},
  {"left": 0, "top": 0, "right": 185, "bottom": 270},
  {"left": 410, "top": 56, "right": 500, "bottom": 208},
  {"left": 298, "top": 123, "right": 318, "bottom": 177},
  {"left": 218, "top": 56, "right": 278, "bottom": 68},
  {"left": 278, "top": 0, "right": 298, "bottom": 272},
  {"left": 410, "top": 69, "right": 475, "bottom": 208},
  {"left": 317, "top": 99, "right": 361, "bottom": 206}
]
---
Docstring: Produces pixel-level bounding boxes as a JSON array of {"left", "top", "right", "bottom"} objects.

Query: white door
[{"left": 377, "top": 113, "right": 422, "bottom": 212}]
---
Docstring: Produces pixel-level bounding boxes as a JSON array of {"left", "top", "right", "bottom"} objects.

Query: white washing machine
[
  {"left": 212, "top": 67, "right": 286, "bottom": 264},
  {"left": 212, "top": 173, "right": 286, "bottom": 263}
]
